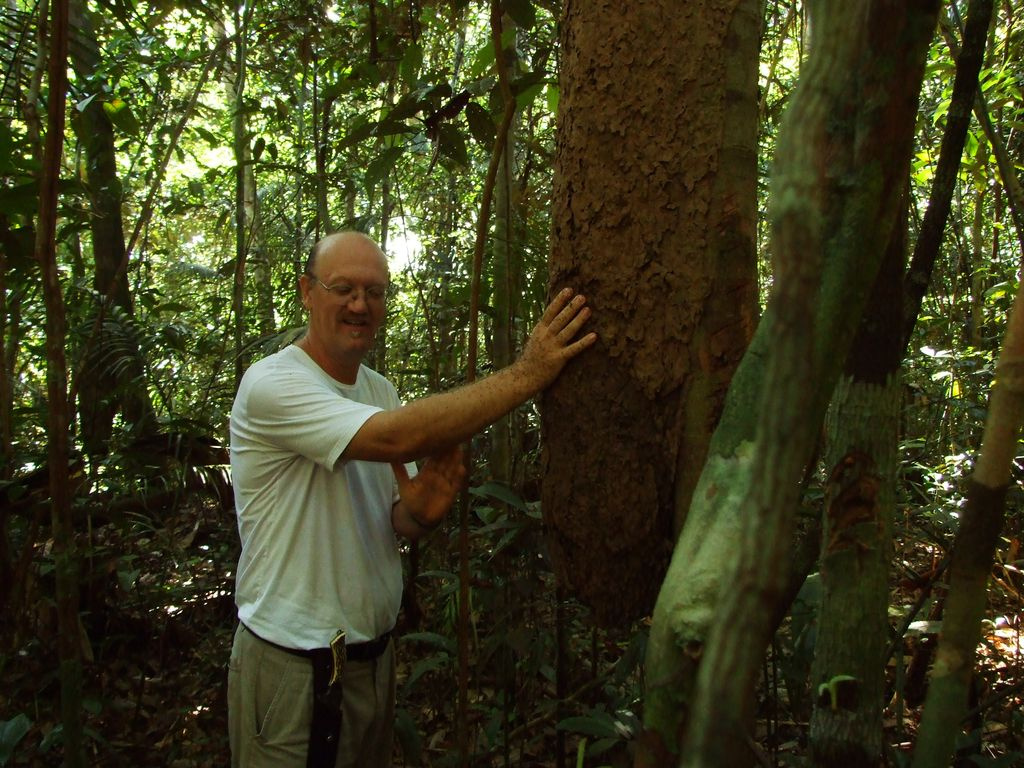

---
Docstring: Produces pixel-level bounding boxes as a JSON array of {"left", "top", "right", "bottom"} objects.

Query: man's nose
[{"left": 347, "top": 291, "right": 369, "bottom": 311}]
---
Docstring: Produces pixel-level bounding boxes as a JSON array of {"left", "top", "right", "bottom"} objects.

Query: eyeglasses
[{"left": 307, "top": 273, "right": 389, "bottom": 303}]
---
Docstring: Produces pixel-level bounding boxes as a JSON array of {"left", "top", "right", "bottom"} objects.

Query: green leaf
[
  {"left": 387, "top": 92, "right": 427, "bottom": 122},
  {"left": 556, "top": 713, "right": 619, "bottom": 739},
  {"left": 340, "top": 119, "right": 380, "bottom": 147},
  {"left": 984, "top": 282, "right": 1008, "bottom": 302},
  {"left": 468, "top": 39, "right": 496, "bottom": 79},
  {"left": 401, "top": 631, "right": 456, "bottom": 655},
  {"left": 103, "top": 97, "right": 140, "bottom": 136},
  {"left": 393, "top": 708, "right": 423, "bottom": 765},
  {"left": 402, "top": 654, "right": 449, "bottom": 693},
  {"left": 817, "top": 674, "right": 858, "bottom": 711},
  {"left": 400, "top": 43, "right": 423, "bottom": 86},
  {"left": 154, "top": 302, "right": 192, "bottom": 314},
  {"left": 437, "top": 123, "right": 468, "bottom": 167},
  {"left": 516, "top": 81, "right": 545, "bottom": 110},
  {"left": 0, "top": 714, "right": 31, "bottom": 766},
  {"left": 465, "top": 101, "right": 495, "bottom": 146},
  {"left": 546, "top": 84, "right": 560, "bottom": 114},
  {"left": 76, "top": 93, "right": 99, "bottom": 112},
  {"left": 469, "top": 481, "right": 528, "bottom": 511},
  {"left": 365, "top": 147, "right": 404, "bottom": 188},
  {"left": 195, "top": 125, "right": 222, "bottom": 146}
]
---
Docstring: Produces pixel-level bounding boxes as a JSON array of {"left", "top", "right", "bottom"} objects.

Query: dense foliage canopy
[{"left": 0, "top": 0, "right": 1021, "bottom": 766}]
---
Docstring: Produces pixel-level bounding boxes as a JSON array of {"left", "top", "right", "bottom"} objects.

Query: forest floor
[{"left": 2, "top": 496, "right": 1022, "bottom": 767}]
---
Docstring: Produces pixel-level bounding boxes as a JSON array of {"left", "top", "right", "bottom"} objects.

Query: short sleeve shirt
[{"left": 230, "top": 345, "right": 405, "bottom": 648}]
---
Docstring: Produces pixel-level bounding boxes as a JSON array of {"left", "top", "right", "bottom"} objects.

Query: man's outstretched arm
[{"left": 345, "top": 287, "right": 596, "bottom": 463}]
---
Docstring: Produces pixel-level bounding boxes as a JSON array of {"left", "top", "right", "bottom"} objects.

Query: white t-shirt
[{"left": 230, "top": 345, "right": 409, "bottom": 648}]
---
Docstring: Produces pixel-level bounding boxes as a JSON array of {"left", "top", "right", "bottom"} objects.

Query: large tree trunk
[{"left": 542, "top": 0, "right": 759, "bottom": 628}]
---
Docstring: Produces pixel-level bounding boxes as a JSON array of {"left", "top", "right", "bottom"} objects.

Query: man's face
[{"left": 301, "top": 235, "right": 390, "bottom": 367}]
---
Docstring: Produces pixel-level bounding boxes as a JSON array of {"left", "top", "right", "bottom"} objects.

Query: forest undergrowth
[{"left": 1, "top": 487, "right": 1021, "bottom": 767}]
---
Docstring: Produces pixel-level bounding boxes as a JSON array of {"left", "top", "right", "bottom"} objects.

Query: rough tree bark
[{"left": 543, "top": 0, "right": 759, "bottom": 628}]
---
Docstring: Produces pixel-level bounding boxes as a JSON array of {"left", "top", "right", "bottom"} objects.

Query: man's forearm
[{"left": 346, "top": 359, "right": 541, "bottom": 462}]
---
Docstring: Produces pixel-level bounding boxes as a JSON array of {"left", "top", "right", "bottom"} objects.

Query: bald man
[{"left": 227, "top": 232, "right": 595, "bottom": 768}]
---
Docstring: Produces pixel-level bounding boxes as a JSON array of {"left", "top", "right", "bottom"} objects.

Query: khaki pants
[{"left": 228, "top": 623, "right": 396, "bottom": 768}]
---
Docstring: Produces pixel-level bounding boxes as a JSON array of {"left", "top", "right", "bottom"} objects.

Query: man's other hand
[{"left": 391, "top": 445, "right": 465, "bottom": 536}]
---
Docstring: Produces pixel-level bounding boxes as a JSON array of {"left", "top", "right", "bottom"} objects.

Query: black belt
[
  {"left": 244, "top": 624, "right": 392, "bottom": 663},
  {"left": 242, "top": 624, "right": 392, "bottom": 767}
]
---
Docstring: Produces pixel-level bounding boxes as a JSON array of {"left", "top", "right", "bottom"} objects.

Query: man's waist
[{"left": 242, "top": 622, "right": 392, "bottom": 662}]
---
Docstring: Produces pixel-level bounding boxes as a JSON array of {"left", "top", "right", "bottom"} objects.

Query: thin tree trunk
[
  {"left": 809, "top": 197, "right": 909, "bottom": 767},
  {"left": 0, "top": 226, "right": 15, "bottom": 610},
  {"left": 68, "top": 0, "right": 157, "bottom": 450},
  {"left": 911, "top": 226, "right": 1024, "bottom": 768},
  {"left": 293, "top": 33, "right": 311, "bottom": 311},
  {"left": 458, "top": 7, "right": 518, "bottom": 763},
  {"left": 810, "top": 380, "right": 900, "bottom": 765},
  {"left": 312, "top": 45, "right": 333, "bottom": 237},
  {"left": 35, "top": 0, "right": 85, "bottom": 764},
  {"left": 902, "top": 0, "right": 996, "bottom": 350},
  {"left": 488, "top": 14, "right": 519, "bottom": 486},
  {"left": 231, "top": 2, "right": 255, "bottom": 389}
]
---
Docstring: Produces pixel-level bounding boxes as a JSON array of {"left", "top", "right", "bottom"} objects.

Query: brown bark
[{"left": 543, "top": 0, "right": 758, "bottom": 628}]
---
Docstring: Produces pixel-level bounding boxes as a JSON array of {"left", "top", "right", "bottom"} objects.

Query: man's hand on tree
[{"left": 518, "top": 287, "right": 597, "bottom": 389}]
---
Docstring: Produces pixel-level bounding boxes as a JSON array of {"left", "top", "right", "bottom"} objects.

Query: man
[{"left": 227, "top": 231, "right": 596, "bottom": 767}]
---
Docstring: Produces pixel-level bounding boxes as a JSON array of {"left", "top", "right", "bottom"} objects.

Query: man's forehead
[{"left": 316, "top": 234, "right": 390, "bottom": 277}]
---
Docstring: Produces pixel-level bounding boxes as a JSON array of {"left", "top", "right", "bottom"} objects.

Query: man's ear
[{"left": 299, "top": 275, "right": 312, "bottom": 309}]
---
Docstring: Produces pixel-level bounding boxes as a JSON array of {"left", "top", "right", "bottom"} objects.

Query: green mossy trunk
[
  {"left": 810, "top": 377, "right": 900, "bottom": 767},
  {"left": 640, "top": 2, "right": 940, "bottom": 763},
  {"left": 810, "top": 196, "right": 908, "bottom": 767}
]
